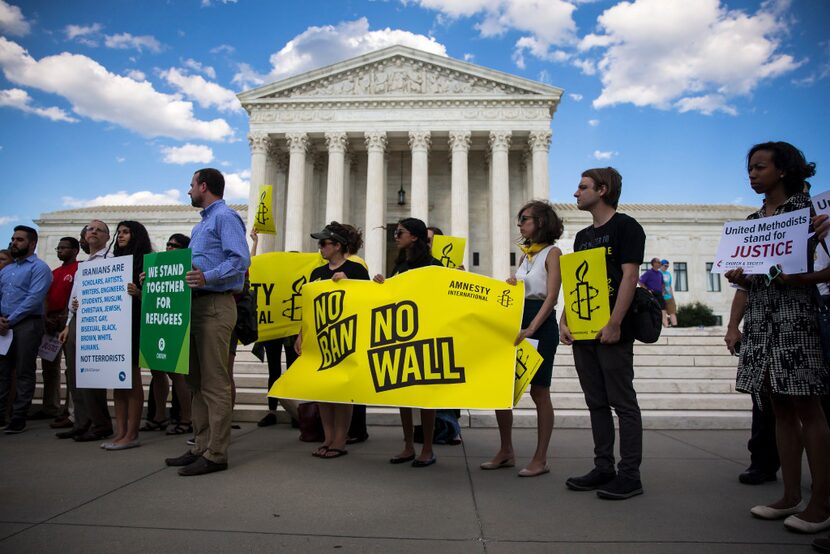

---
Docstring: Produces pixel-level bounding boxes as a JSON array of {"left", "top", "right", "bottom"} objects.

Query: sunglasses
[
  {"left": 393, "top": 229, "right": 409, "bottom": 238},
  {"left": 518, "top": 215, "right": 534, "bottom": 223}
]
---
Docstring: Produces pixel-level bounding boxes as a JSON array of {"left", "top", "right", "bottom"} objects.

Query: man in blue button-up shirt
[
  {"left": 165, "top": 168, "right": 250, "bottom": 476},
  {"left": 0, "top": 225, "right": 52, "bottom": 433}
]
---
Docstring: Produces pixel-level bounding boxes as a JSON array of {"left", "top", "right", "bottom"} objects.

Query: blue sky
[{"left": 1, "top": 0, "right": 829, "bottom": 248}]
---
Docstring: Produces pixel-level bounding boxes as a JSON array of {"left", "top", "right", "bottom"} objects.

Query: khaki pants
[{"left": 187, "top": 293, "right": 236, "bottom": 464}]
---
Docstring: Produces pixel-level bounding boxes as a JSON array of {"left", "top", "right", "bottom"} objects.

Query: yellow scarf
[{"left": 518, "top": 242, "right": 550, "bottom": 262}]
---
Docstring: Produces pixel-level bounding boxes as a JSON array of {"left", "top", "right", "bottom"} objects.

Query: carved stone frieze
[{"left": 268, "top": 56, "right": 531, "bottom": 99}]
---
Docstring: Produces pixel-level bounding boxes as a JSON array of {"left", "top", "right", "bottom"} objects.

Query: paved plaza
[{"left": 0, "top": 421, "right": 817, "bottom": 552}]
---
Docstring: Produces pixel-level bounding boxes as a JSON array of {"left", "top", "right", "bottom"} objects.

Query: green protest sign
[{"left": 139, "top": 248, "right": 191, "bottom": 373}]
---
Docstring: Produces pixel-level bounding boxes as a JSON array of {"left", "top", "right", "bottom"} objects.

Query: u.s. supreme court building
[{"left": 35, "top": 46, "right": 749, "bottom": 323}]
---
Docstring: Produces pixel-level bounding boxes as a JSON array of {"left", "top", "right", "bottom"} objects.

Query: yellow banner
[
  {"left": 253, "top": 185, "right": 276, "bottom": 234},
  {"left": 513, "top": 339, "right": 544, "bottom": 406},
  {"left": 270, "top": 266, "right": 524, "bottom": 409},
  {"left": 249, "top": 252, "right": 326, "bottom": 341},
  {"left": 431, "top": 235, "right": 466, "bottom": 268},
  {"left": 561, "top": 248, "right": 611, "bottom": 340}
]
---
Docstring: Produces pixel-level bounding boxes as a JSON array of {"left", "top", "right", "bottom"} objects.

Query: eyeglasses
[
  {"left": 393, "top": 229, "right": 409, "bottom": 238},
  {"left": 518, "top": 215, "right": 534, "bottom": 223}
]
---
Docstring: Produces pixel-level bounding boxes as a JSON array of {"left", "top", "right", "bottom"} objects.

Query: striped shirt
[{"left": 190, "top": 199, "right": 250, "bottom": 292}]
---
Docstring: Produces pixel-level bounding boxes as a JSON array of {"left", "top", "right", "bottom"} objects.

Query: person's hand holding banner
[
  {"left": 270, "top": 266, "right": 524, "bottom": 409},
  {"left": 712, "top": 208, "right": 810, "bottom": 274}
]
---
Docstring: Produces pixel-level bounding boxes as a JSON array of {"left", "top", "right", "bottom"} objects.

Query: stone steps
[{"left": 30, "top": 327, "right": 752, "bottom": 429}]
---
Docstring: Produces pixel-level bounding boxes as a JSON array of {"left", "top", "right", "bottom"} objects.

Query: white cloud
[
  {"left": 593, "top": 149, "right": 616, "bottom": 160},
  {"left": 116, "top": 156, "right": 125, "bottom": 163},
  {"left": 537, "top": 69, "right": 551, "bottom": 84},
  {"left": 588, "top": 119, "right": 599, "bottom": 126},
  {"left": 582, "top": 0, "right": 802, "bottom": 115},
  {"left": 463, "top": 53, "right": 475, "bottom": 62},
  {"left": 411, "top": 0, "right": 577, "bottom": 69},
  {"left": 233, "top": 18, "right": 447, "bottom": 87},
  {"left": 568, "top": 93, "right": 583, "bottom": 102},
  {"left": 159, "top": 67, "right": 240, "bottom": 112},
  {"left": 210, "top": 44, "right": 235, "bottom": 55},
  {"left": 182, "top": 58, "right": 216, "bottom": 79},
  {"left": 125, "top": 69, "right": 146, "bottom": 81},
  {"left": 0, "top": 0, "right": 29, "bottom": 36},
  {"left": 223, "top": 169, "right": 250, "bottom": 200},
  {"left": 201, "top": 0, "right": 238, "bottom": 6},
  {"left": 572, "top": 58, "right": 596, "bottom": 75},
  {"left": 161, "top": 143, "right": 214, "bottom": 164},
  {"left": 0, "top": 88, "right": 78, "bottom": 122},
  {"left": 104, "top": 33, "right": 162, "bottom": 53},
  {"left": 0, "top": 37, "right": 233, "bottom": 141},
  {"left": 65, "top": 23, "right": 102, "bottom": 40},
  {"left": 62, "top": 189, "right": 181, "bottom": 208},
  {"left": 0, "top": 215, "right": 19, "bottom": 225}
]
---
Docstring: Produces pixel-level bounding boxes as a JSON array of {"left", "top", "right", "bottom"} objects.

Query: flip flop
[
  {"left": 312, "top": 446, "right": 329, "bottom": 457},
  {"left": 412, "top": 454, "right": 436, "bottom": 468},
  {"left": 320, "top": 448, "right": 348, "bottom": 459},
  {"left": 389, "top": 454, "right": 416, "bottom": 464}
]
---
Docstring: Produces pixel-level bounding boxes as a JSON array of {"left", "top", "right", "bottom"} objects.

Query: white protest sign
[
  {"left": 76, "top": 255, "right": 133, "bottom": 389},
  {"left": 813, "top": 190, "right": 830, "bottom": 219},
  {"left": 712, "top": 207, "right": 810, "bottom": 275}
]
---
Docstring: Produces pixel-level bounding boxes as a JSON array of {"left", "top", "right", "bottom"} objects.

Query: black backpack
[
  {"left": 234, "top": 278, "right": 259, "bottom": 345},
  {"left": 630, "top": 288, "right": 662, "bottom": 343}
]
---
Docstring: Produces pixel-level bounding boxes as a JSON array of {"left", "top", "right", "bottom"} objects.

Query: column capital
[
  {"left": 364, "top": 131, "right": 387, "bottom": 153},
  {"left": 286, "top": 132, "right": 308, "bottom": 154},
  {"left": 488, "top": 130, "right": 512, "bottom": 152},
  {"left": 449, "top": 130, "right": 471, "bottom": 152},
  {"left": 247, "top": 132, "right": 270, "bottom": 155},
  {"left": 325, "top": 131, "right": 348, "bottom": 154},
  {"left": 408, "top": 130, "right": 431, "bottom": 152},
  {"left": 528, "top": 130, "right": 552, "bottom": 153}
]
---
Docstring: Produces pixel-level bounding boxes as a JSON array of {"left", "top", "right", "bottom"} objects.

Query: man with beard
[
  {"left": 165, "top": 168, "right": 249, "bottom": 476},
  {"left": 0, "top": 225, "right": 52, "bottom": 433},
  {"left": 57, "top": 220, "right": 114, "bottom": 441}
]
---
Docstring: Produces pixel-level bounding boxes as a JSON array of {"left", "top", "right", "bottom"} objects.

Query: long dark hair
[
  {"left": 747, "top": 141, "right": 816, "bottom": 197},
  {"left": 113, "top": 220, "right": 153, "bottom": 276},
  {"left": 394, "top": 217, "right": 432, "bottom": 267}
]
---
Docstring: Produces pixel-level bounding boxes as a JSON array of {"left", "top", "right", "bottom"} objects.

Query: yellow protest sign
[
  {"left": 253, "top": 185, "right": 276, "bottom": 234},
  {"left": 513, "top": 339, "right": 544, "bottom": 406},
  {"left": 249, "top": 252, "right": 326, "bottom": 341},
  {"left": 561, "top": 247, "right": 611, "bottom": 340},
  {"left": 431, "top": 235, "right": 466, "bottom": 268},
  {"left": 270, "top": 266, "right": 524, "bottom": 409}
]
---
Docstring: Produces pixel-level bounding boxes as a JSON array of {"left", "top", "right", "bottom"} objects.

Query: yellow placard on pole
[
  {"left": 560, "top": 248, "right": 611, "bottom": 340},
  {"left": 253, "top": 184, "right": 276, "bottom": 234},
  {"left": 270, "top": 266, "right": 524, "bottom": 409},
  {"left": 431, "top": 235, "right": 466, "bottom": 269},
  {"left": 513, "top": 339, "right": 544, "bottom": 406},
  {"left": 249, "top": 252, "right": 326, "bottom": 341}
]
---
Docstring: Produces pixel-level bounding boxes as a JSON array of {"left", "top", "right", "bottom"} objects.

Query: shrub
[{"left": 676, "top": 301, "right": 719, "bottom": 327}]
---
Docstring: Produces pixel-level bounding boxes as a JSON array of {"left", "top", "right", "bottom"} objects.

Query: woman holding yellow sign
[
  {"left": 482, "top": 201, "right": 563, "bottom": 477},
  {"left": 295, "top": 223, "right": 370, "bottom": 459},
  {"left": 373, "top": 217, "right": 443, "bottom": 467}
]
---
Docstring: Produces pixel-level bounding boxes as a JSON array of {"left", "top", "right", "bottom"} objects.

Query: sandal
[
  {"left": 165, "top": 422, "right": 193, "bottom": 435},
  {"left": 140, "top": 419, "right": 168, "bottom": 432},
  {"left": 320, "top": 448, "right": 348, "bottom": 459}
]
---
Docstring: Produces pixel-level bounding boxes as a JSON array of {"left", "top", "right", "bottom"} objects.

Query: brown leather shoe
[
  {"left": 178, "top": 456, "right": 228, "bottom": 476},
  {"left": 165, "top": 451, "right": 200, "bottom": 467},
  {"left": 50, "top": 417, "right": 74, "bottom": 429}
]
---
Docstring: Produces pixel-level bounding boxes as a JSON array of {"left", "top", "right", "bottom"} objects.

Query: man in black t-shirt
[{"left": 560, "top": 167, "right": 646, "bottom": 500}]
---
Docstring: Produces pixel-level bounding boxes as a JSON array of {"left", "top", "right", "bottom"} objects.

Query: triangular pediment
[{"left": 238, "top": 45, "right": 562, "bottom": 103}]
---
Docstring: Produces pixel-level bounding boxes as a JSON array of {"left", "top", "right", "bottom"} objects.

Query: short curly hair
[{"left": 747, "top": 141, "right": 816, "bottom": 196}]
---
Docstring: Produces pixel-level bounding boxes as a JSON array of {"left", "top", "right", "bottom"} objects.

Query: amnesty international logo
[
  {"left": 255, "top": 190, "right": 269, "bottom": 225},
  {"left": 497, "top": 288, "right": 515, "bottom": 308},
  {"left": 282, "top": 276, "right": 306, "bottom": 321},
  {"left": 439, "top": 243, "right": 456, "bottom": 268},
  {"left": 569, "top": 260, "right": 600, "bottom": 321}
]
